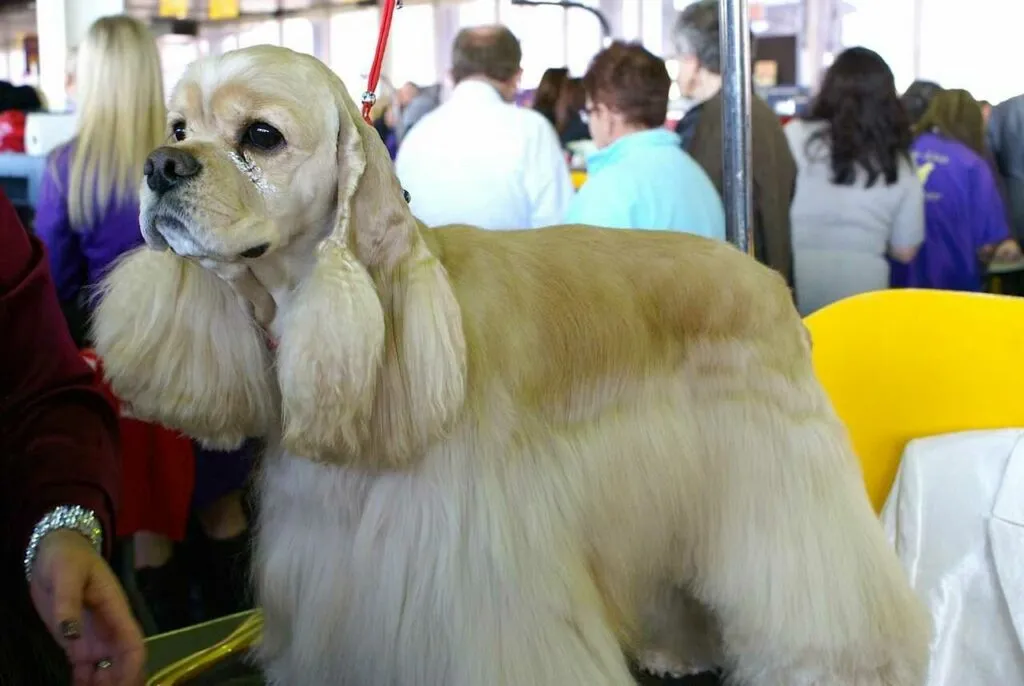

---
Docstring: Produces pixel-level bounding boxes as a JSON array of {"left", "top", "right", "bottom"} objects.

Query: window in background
[
  {"left": 329, "top": 7, "right": 381, "bottom": 101},
  {"left": 640, "top": 0, "right": 663, "bottom": 54},
  {"left": 666, "top": 57, "right": 682, "bottom": 100},
  {"left": 915, "top": 0, "right": 1023, "bottom": 104},
  {"left": 237, "top": 20, "right": 281, "bottom": 49},
  {"left": 459, "top": 0, "right": 498, "bottom": 26},
  {"left": 158, "top": 36, "right": 203, "bottom": 95},
  {"left": 840, "top": 0, "right": 914, "bottom": 92},
  {"left": 281, "top": 17, "right": 315, "bottom": 56},
  {"left": 389, "top": 3, "right": 438, "bottom": 86},
  {"left": 8, "top": 48, "right": 26, "bottom": 85},
  {"left": 218, "top": 35, "right": 239, "bottom": 53},
  {"left": 620, "top": 0, "right": 641, "bottom": 41},
  {"left": 565, "top": 3, "right": 602, "bottom": 75},
  {"left": 499, "top": 0, "right": 565, "bottom": 89}
]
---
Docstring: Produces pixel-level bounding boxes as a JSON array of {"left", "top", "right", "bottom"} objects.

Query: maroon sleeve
[{"left": 0, "top": 189, "right": 120, "bottom": 561}]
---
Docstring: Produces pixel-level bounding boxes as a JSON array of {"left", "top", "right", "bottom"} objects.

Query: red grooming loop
[{"left": 361, "top": 0, "right": 403, "bottom": 125}]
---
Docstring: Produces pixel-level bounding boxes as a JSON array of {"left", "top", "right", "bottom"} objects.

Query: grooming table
[
  {"left": 145, "top": 611, "right": 261, "bottom": 685},
  {"left": 144, "top": 610, "right": 722, "bottom": 685},
  {"left": 987, "top": 257, "right": 1024, "bottom": 296}
]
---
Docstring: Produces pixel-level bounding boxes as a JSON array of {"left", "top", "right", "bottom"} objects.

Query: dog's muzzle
[
  {"left": 140, "top": 147, "right": 273, "bottom": 261},
  {"left": 143, "top": 213, "right": 204, "bottom": 257}
]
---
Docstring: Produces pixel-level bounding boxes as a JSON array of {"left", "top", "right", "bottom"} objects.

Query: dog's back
[
  {"left": 417, "top": 225, "right": 930, "bottom": 686},
  {"left": 427, "top": 225, "right": 806, "bottom": 417}
]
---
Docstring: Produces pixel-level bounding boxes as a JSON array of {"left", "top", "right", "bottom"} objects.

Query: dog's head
[
  {"left": 140, "top": 46, "right": 357, "bottom": 266},
  {"left": 93, "top": 46, "right": 466, "bottom": 465}
]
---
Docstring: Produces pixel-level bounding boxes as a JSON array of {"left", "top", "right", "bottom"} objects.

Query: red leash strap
[
  {"left": 263, "top": 2, "right": 400, "bottom": 352},
  {"left": 361, "top": 0, "right": 403, "bottom": 126}
]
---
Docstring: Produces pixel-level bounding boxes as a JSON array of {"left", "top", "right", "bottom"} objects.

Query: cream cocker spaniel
[{"left": 92, "top": 46, "right": 929, "bottom": 685}]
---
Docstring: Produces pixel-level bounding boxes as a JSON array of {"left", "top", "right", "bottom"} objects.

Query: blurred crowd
[
  {"left": 2, "top": 0, "right": 1024, "bottom": 682},
  {"left": 373, "top": 1, "right": 1022, "bottom": 316}
]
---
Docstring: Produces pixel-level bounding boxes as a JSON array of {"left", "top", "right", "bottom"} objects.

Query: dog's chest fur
[{"left": 252, "top": 425, "right": 656, "bottom": 686}]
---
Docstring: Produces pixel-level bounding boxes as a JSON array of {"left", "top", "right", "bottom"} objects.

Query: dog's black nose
[{"left": 145, "top": 146, "right": 202, "bottom": 195}]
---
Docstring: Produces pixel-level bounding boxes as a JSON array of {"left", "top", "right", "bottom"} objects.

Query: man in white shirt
[{"left": 395, "top": 25, "right": 574, "bottom": 230}]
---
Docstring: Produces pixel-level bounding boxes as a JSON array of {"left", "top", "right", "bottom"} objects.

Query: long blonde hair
[{"left": 68, "top": 15, "right": 166, "bottom": 229}]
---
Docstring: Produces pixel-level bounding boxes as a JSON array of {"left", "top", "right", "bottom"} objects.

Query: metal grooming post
[{"left": 718, "top": 0, "right": 754, "bottom": 255}]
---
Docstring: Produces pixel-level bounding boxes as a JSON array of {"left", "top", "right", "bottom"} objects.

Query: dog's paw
[{"left": 636, "top": 651, "right": 714, "bottom": 679}]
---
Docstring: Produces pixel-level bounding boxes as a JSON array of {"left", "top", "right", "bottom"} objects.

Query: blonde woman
[
  {"left": 35, "top": 14, "right": 165, "bottom": 341},
  {"left": 35, "top": 15, "right": 258, "bottom": 635}
]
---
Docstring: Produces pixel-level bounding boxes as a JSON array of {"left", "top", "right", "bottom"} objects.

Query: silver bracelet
[{"left": 23, "top": 505, "right": 104, "bottom": 582}]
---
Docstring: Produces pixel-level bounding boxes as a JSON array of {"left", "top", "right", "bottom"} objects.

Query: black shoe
[{"left": 135, "top": 555, "right": 193, "bottom": 633}]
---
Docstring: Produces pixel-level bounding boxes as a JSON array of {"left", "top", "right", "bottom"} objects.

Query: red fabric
[
  {"left": 0, "top": 110, "right": 27, "bottom": 153},
  {"left": 80, "top": 351, "right": 196, "bottom": 541},
  {"left": 0, "top": 188, "right": 119, "bottom": 560}
]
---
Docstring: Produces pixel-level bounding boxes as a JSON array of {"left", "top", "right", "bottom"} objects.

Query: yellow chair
[{"left": 804, "top": 289, "right": 1024, "bottom": 512}]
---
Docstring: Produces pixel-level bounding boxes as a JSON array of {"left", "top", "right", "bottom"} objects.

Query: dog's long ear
[
  {"left": 276, "top": 71, "right": 466, "bottom": 467},
  {"left": 92, "top": 249, "right": 276, "bottom": 448}
]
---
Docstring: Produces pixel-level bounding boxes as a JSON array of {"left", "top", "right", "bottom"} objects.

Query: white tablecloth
[{"left": 882, "top": 429, "right": 1024, "bottom": 685}]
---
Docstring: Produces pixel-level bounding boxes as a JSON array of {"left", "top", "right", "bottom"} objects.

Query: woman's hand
[
  {"left": 30, "top": 530, "right": 145, "bottom": 685},
  {"left": 993, "top": 238, "right": 1023, "bottom": 262}
]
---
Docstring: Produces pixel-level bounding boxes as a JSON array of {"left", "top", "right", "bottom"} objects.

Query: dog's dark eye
[
  {"left": 243, "top": 122, "right": 284, "bottom": 152},
  {"left": 171, "top": 121, "right": 187, "bottom": 142}
]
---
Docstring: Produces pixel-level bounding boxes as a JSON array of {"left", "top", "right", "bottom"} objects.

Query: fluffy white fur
[
  {"left": 92, "top": 248, "right": 275, "bottom": 448},
  {"left": 276, "top": 242, "right": 386, "bottom": 459},
  {"left": 92, "top": 46, "right": 930, "bottom": 686}
]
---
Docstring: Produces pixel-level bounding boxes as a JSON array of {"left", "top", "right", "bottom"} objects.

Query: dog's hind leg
[{"left": 688, "top": 395, "right": 930, "bottom": 686}]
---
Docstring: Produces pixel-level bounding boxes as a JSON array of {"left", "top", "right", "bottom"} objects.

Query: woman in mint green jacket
[{"left": 565, "top": 41, "right": 725, "bottom": 241}]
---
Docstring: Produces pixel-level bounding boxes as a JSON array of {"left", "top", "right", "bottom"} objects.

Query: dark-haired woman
[
  {"left": 891, "top": 89, "right": 1021, "bottom": 291},
  {"left": 785, "top": 47, "right": 925, "bottom": 315},
  {"left": 533, "top": 68, "right": 589, "bottom": 147},
  {"left": 901, "top": 80, "right": 942, "bottom": 125}
]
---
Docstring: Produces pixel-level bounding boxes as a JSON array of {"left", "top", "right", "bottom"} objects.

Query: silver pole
[{"left": 718, "top": 0, "right": 754, "bottom": 255}]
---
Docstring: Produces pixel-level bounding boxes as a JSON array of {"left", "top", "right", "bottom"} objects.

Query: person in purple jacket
[
  {"left": 892, "top": 89, "right": 1022, "bottom": 291},
  {"left": 35, "top": 15, "right": 258, "bottom": 634}
]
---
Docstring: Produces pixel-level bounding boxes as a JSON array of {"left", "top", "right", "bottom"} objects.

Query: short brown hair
[
  {"left": 583, "top": 41, "right": 671, "bottom": 129},
  {"left": 451, "top": 25, "right": 522, "bottom": 84}
]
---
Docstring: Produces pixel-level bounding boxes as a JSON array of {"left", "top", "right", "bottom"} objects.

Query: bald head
[{"left": 451, "top": 25, "right": 522, "bottom": 85}]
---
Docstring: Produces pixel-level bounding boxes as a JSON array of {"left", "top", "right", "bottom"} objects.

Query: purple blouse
[
  {"left": 891, "top": 133, "right": 1009, "bottom": 292},
  {"left": 34, "top": 142, "right": 146, "bottom": 305}
]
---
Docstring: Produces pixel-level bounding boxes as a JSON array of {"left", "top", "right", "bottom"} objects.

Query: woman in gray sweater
[{"left": 786, "top": 47, "right": 925, "bottom": 315}]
